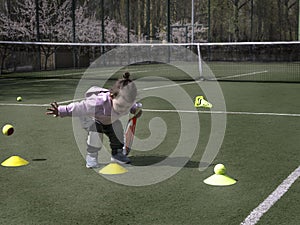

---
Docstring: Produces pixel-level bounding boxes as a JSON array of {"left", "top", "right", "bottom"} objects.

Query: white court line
[
  {"left": 0, "top": 98, "right": 84, "bottom": 106},
  {"left": 141, "top": 71, "right": 269, "bottom": 91},
  {"left": 0, "top": 103, "right": 299, "bottom": 118},
  {"left": 0, "top": 103, "right": 49, "bottom": 107},
  {"left": 141, "top": 80, "right": 201, "bottom": 91},
  {"left": 240, "top": 165, "right": 300, "bottom": 225},
  {"left": 142, "top": 109, "right": 300, "bottom": 117},
  {"left": 56, "top": 98, "right": 84, "bottom": 104},
  {"left": 0, "top": 78, "right": 62, "bottom": 86},
  {"left": 216, "top": 70, "right": 268, "bottom": 80}
]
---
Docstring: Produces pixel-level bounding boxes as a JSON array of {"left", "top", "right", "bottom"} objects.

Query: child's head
[{"left": 110, "top": 72, "right": 137, "bottom": 114}]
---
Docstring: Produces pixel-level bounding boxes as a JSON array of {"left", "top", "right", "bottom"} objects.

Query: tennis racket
[{"left": 123, "top": 103, "right": 142, "bottom": 156}]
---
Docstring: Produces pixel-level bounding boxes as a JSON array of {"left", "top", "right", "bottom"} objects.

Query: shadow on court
[{"left": 131, "top": 155, "right": 214, "bottom": 168}]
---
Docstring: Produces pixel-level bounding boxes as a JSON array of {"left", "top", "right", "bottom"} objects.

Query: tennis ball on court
[
  {"left": 2, "top": 124, "right": 14, "bottom": 136},
  {"left": 214, "top": 164, "right": 226, "bottom": 175},
  {"left": 17, "top": 96, "right": 22, "bottom": 101}
]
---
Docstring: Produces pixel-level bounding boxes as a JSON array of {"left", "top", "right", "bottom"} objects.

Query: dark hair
[{"left": 110, "top": 72, "right": 137, "bottom": 102}]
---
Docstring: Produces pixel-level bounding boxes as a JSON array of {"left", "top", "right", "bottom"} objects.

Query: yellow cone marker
[
  {"left": 203, "top": 164, "right": 236, "bottom": 186},
  {"left": 194, "top": 96, "right": 212, "bottom": 108},
  {"left": 99, "top": 163, "right": 128, "bottom": 175},
  {"left": 1, "top": 156, "right": 29, "bottom": 167}
]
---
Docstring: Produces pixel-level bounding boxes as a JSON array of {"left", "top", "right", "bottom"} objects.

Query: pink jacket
[{"left": 58, "top": 86, "right": 134, "bottom": 125}]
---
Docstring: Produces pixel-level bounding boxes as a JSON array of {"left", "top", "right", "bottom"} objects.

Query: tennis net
[{"left": 0, "top": 41, "right": 299, "bottom": 82}]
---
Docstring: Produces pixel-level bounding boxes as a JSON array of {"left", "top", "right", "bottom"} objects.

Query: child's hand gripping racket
[{"left": 123, "top": 103, "right": 143, "bottom": 156}]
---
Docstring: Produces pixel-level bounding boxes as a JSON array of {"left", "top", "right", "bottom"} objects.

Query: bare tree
[
  {"left": 0, "top": 0, "right": 139, "bottom": 71},
  {"left": 230, "top": 0, "right": 250, "bottom": 41},
  {"left": 282, "top": 0, "right": 297, "bottom": 40}
]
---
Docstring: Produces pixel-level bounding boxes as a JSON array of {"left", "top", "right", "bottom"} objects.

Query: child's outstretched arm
[{"left": 46, "top": 98, "right": 104, "bottom": 118}]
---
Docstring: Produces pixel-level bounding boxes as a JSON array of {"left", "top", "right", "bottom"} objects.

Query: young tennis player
[{"left": 46, "top": 72, "right": 142, "bottom": 168}]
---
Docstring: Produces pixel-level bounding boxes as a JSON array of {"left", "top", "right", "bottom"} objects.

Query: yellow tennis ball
[
  {"left": 214, "top": 164, "right": 226, "bottom": 175},
  {"left": 2, "top": 124, "right": 14, "bottom": 136},
  {"left": 17, "top": 96, "right": 22, "bottom": 101}
]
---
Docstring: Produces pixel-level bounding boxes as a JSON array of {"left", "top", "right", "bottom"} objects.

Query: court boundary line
[
  {"left": 0, "top": 103, "right": 299, "bottom": 118},
  {"left": 216, "top": 70, "right": 268, "bottom": 80},
  {"left": 141, "top": 80, "right": 201, "bottom": 91},
  {"left": 143, "top": 109, "right": 300, "bottom": 117},
  {"left": 240, "top": 165, "right": 300, "bottom": 225},
  {"left": 0, "top": 78, "right": 62, "bottom": 86}
]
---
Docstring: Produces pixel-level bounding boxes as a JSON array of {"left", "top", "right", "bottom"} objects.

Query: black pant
[{"left": 88, "top": 120, "right": 124, "bottom": 155}]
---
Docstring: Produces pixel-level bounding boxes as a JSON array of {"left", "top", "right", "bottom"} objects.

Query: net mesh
[
  {"left": 200, "top": 42, "right": 300, "bottom": 82},
  {"left": 0, "top": 41, "right": 299, "bottom": 82}
]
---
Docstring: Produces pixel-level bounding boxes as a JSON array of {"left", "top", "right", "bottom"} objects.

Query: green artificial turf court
[{"left": 0, "top": 63, "right": 300, "bottom": 225}]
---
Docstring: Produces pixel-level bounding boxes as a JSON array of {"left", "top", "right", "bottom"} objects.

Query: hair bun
[{"left": 123, "top": 72, "right": 130, "bottom": 80}]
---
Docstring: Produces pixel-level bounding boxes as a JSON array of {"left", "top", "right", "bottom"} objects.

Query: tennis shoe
[
  {"left": 86, "top": 152, "right": 100, "bottom": 168},
  {"left": 111, "top": 152, "right": 131, "bottom": 164}
]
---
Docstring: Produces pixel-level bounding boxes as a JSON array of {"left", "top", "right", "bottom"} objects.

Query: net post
[{"left": 197, "top": 44, "right": 204, "bottom": 80}]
